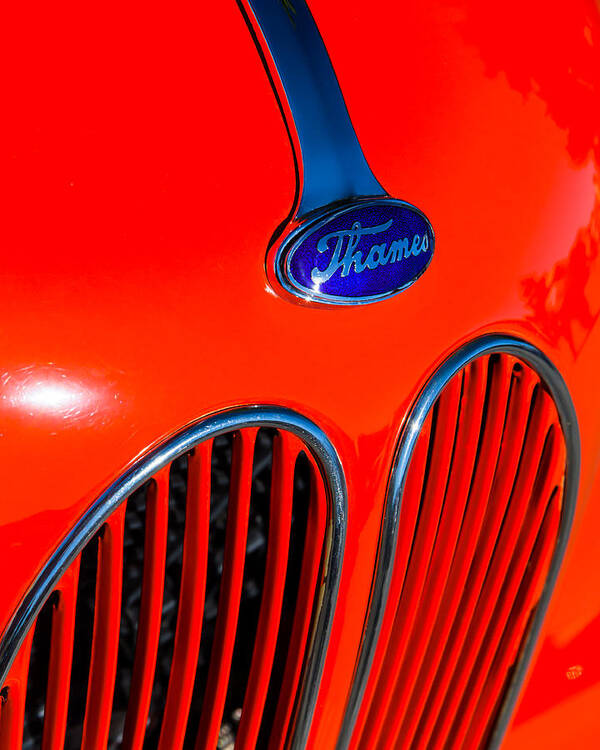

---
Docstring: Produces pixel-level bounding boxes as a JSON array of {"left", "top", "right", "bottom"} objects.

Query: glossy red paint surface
[{"left": 0, "top": 0, "right": 598, "bottom": 747}]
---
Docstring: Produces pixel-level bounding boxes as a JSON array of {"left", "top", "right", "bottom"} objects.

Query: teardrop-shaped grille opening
[
  {"left": 346, "top": 351, "right": 569, "bottom": 750},
  {"left": 0, "top": 417, "right": 337, "bottom": 750}
]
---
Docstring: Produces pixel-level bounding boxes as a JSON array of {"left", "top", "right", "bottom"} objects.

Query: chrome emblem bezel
[{"left": 274, "top": 198, "right": 435, "bottom": 305}]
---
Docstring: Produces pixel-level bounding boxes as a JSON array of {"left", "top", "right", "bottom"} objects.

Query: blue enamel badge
[{"left": 275, "top": 199, "right": 435, "bottom": 304}]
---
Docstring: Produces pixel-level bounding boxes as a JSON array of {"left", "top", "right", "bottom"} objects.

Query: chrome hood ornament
[{"left": 241, "top": 0, "right": 435, "bottom": 305}]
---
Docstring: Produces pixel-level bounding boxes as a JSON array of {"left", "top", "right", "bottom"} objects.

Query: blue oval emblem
[{"left": 275, "top": 199, "right": 435, "bottom": 304}]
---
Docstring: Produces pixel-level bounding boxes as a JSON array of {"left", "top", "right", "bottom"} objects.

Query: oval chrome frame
[
  {"left": 275, "top": 198, "right": 436, "bottom": 306},
  {"left": 0, "top": 406, "right": 347, "bottom": 750},
  {"left": 336, "top": 334, "right": 580, "bottom": 749}
]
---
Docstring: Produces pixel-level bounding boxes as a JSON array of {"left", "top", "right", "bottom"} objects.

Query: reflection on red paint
[
  {"left": 454, "top": 0, "right": 599, "bottom": 167},
  {"left": 455, "top": 0, "right": 600, "bottom": 358},
  {"left": 521, "top": 217, "right": 600, "bottom": 358}
]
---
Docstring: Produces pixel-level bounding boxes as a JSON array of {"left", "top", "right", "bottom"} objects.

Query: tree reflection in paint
[{"left": 457, "top": 0, "right": 600, "bottom": 358}]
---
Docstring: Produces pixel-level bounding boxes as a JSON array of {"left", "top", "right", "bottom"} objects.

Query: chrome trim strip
[
  {"left": 239, "top": 0, "right": 385, "bottom": 218},
  {"left": 0, "top": 406, "right": 347, "bottom": 750},
  {"left": 336, "top": 335, "right": 580, "bottom": 749}
]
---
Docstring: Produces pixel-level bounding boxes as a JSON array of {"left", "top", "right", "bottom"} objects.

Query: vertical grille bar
[
  {"left": 427, "top": 388, "right": 556, "bottom": 750},
  {"left": 41, "top": 557, "right": 81, "bottom": 750},
  {"left": 356, "top": 373, "right": 463, "bottom": 749},
  {"left": 81, "top": 503, "right": 126, "bottom": 750},
  {"left": 377, "top": 358, "right": 488, "bottom": 748},
  {"left": 121, "top": 467, "right": 170, "bottom": 750},
  {"left": 0, "top": 630, "right": 34, "bottom": 750},
  {"left": 463, "top": 493, "right": 561, "bottom": 749},
  {"left": 348, "top": 413, "right": 433, "bottom": 750},
  {"left": 157, "top": 440, "right": 212, "bottom": 750},
  {"left": 269, "top": 455, "right": 328, "bottom": 749},
  {"left": 442, "top": 424, "right": 564, "bottom": 748},
  {"left": 412, "top": 363, "right": 539, "bottom": 749},
  {"left": 194, "top": 429, "right": 258, "bottom": 750},
  {"left": 397, "top": 355, "right": 512, "bottom": 748},
  {"left": 235, "top": 431, "right": 299, "bottom": 749}
]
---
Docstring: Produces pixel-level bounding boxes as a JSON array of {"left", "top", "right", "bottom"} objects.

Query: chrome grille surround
[
  {"left": 0, "top": 406, "right": 347, "bottom": 750},
  {"left": 337, "top": 334, "right": 580, "bottom": 750}
]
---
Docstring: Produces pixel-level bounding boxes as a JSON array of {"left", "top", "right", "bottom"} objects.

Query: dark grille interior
[{"left": 0, "top": 427, "right": 327, "bottom": 750}]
